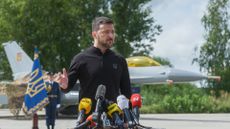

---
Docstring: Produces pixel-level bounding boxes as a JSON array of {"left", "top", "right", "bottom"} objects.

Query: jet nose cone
[{"left": 168, "top": 68, "right": 206, "bottom": 82}]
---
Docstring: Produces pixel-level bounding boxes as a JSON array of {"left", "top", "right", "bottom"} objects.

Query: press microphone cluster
[
  {"left": 76, "top": 98, "right": 92, "bottom": 126},
  {"left": 74, "top": 85, "right": 147, "bottom": 129}
]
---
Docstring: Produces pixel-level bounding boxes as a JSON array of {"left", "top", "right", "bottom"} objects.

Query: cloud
[{"left": 149, "top": 0, "right": 209, "bottom": 72}]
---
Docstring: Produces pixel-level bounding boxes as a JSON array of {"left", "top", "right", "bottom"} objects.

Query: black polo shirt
[{"left": 62, "top": 46, "right": 131, "bottom": 108}]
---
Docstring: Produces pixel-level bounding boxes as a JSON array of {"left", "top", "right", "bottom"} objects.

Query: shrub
[{"left": 140, "top": 83, "right": 230, "bottom": 113}]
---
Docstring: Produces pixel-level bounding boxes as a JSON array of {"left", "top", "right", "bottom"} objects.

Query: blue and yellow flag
[{"left": 23, "top": 48, "right": 49, "bottom": 114}]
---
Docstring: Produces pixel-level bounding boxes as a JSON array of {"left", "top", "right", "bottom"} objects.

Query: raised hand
[{"left": 56, "top": 68, "right": 68, "bottom": 89}]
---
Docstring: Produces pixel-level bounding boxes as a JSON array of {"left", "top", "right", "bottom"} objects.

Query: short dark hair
[{"left": 92, "top": 16, "right": 113, "bottom": 31}]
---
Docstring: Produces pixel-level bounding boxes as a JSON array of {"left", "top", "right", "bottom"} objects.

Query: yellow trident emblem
[{"left": 26, "top": 69, "right": 46, "bottom": 97}]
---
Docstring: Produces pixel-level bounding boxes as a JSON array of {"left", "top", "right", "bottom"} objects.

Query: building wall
[{"left": 0, "top": 95, "right": 8, "bottom": 104}]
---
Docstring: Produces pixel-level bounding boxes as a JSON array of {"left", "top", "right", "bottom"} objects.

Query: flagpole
[
  {"left": 32, "top": 113, "right": 39, "bottom": 129},
  {"left": 22, "top": 47, "right": 49, "bottom": 129},
  {"left": 32, "top": 47, "right": 39, "bottom": 129}
]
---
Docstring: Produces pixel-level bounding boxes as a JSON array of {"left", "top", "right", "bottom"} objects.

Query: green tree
[
  {"left": 0, "top": 0, "right": 161, "bottom": 80},
  {"left": 193, "top": 0, "right": 230, "bottom": 92},
  {"left": 0, "top": 0, "right": 24, "bottom": 80},
  {"left": 0, "top": 0, "right": 109, "bottom": 77},
  {"left": 19, "top": 0, "right": 109, "bottom": 72},
  {"left": 152, "top": 56, "right": 173, "bottom": 67},
  {"left": 0, "top": 48, "right": 12, "bottom": 80},
  {"left": 110, "top": 0, "right": 162, "bottom": 57}
]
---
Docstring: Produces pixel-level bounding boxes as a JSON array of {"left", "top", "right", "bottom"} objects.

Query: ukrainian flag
[{"left": 23, "top": 48, "right": 49, "bottom": 114}]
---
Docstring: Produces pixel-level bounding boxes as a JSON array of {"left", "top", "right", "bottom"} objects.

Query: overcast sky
[{"left": 149, "top": 0, "right": 209, "bottom": 73}]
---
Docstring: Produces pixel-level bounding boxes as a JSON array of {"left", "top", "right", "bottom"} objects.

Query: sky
[{"left": 149, "top": 0, "right": 209, "bottom": 73}]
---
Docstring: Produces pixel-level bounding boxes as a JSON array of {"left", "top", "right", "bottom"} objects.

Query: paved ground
[{"left": 0, "top": 109, "right": 230, "bottom": 129}]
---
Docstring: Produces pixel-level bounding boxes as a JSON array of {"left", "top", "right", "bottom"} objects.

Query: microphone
[
  {"left": 130, "top": 93, "right": 142, "bottom": 121},
  {"left": 74, "top": 115, "right": 96, "bottom": 129},
  {"left": 106, "top": 100, "right": 124, "bottom": 129},
  {"left": 101, "top": 112, "right": 111, "bottom": 129},
  {"left": 95, "top": 84, "right": 106, "bottom": 100},
  {"left": 92, "top": 84, "right": 106, "bottom": 125},
  {"left": 117, "top": 95, "right": 134, "bottom": 128},
  {"left": 76, "top": 98, "right": 92, "bottom": 126}
]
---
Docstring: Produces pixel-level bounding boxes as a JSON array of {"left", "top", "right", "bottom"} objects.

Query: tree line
[
  {"left": 0, "top": 0, "right": 229, "bottom": 93},
  {"left": 193, "top": 0, "right": 230, "bottom": 92},
  {"left": 0, "top": 0, "right": 162, "bottom": 80}
]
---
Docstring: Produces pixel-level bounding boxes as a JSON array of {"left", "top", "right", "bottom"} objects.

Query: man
[
  {"left": 45, "top": 72, "right": 60, "bottom": 129},
  {"left": 58, "top": 16, "right": 132, "bottom": 111}
]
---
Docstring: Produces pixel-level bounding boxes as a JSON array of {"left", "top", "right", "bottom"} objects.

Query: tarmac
[{"left": 0, "top": 109, "right": 230, "bottom": 129}]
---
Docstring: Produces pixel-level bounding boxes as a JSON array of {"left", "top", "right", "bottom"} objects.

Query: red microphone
[
  {"left": 86, "top": 115, "right": 96, "bottom": 127},
  {"left": 130, "top": 94, "right": 142, "bottom": 121}
]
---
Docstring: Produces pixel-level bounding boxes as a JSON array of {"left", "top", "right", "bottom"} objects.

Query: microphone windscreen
[
  {"left": 130, "top": 93, "right": 142, "bottom": 108},
  {"left": 95, "top": 84, "right": 106, "bottom": 100},
  {"left": 86, "top": 115, "right": 96, "bottom": 127},
  {"left": 78, "top": 98, "right": 92, "bottom": 114},
  {"left": 107, "top": 103, "right": 122, "bottom": 118},
  {"left": 117, "top": 95, "right": 129, "bottom": 109}
]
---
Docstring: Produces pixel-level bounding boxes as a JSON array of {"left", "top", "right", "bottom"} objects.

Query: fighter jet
[
  {"left": 129, "top": 66, "right": 220, "bottom": 84},
  {"left": 126, "top": 56, "right": 220, "bottom": 84},
  {"left": 2, "top": 41, "right": 220, "bottom": 114},
  {"left": 3, "top": 41, "right": 220, "bottom": 84}
]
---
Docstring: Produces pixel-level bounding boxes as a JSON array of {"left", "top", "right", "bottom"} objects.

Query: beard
[{"left": 98, "top": 37, "right": 114, "bottom": 49}]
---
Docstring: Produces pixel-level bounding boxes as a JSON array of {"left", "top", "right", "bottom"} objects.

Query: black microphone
[
  {"left": 117, "top": 95, "right": 134, "bottom": 128},
  {"left": 95, "top": 84, "right": 106, "bottom": 101},
  {"left": 92, "top": 84, "right": 106, "bottom": 126}
]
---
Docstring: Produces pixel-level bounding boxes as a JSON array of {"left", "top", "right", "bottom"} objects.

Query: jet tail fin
[{"left": 2, "top": 41, "right": 33, "bottom": 80}]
